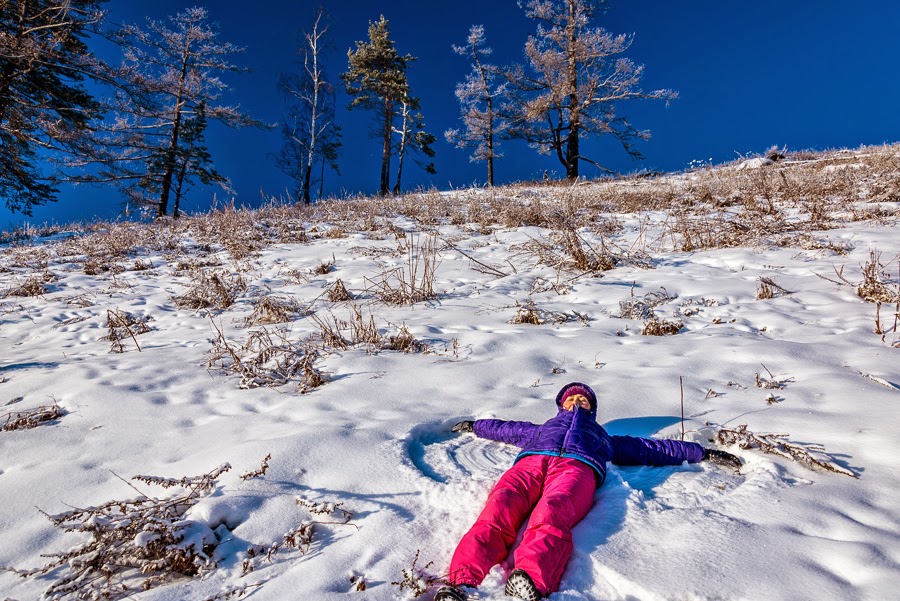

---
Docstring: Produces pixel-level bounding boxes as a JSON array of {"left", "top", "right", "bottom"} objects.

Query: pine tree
[
  {"left": 0, "top": 0, "right": 105, "bottom": 214},
  {"left": 275, "top": 7, "right": 341, "bottom": 204},
  {"left": 83, "top": 7, "right": 262, "bottom": 217},
  {"left": 341, "top": 15, "right": 412, "bottom": 196},
  {"left": 506, "top": 0, "right": 676, "bottom": 180},
  {"left": 445, "top": 25, "right": 507, "bottom": 187}
]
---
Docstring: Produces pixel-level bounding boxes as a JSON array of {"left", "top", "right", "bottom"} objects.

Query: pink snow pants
[{"left": 448, "top": 454, "right": 597, "bottom": 595}]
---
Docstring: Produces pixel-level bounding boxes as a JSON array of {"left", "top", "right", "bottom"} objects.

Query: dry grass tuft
[
  {"left": 857, "top": 250, "right": 900, "bottom": 303},
  {"left": 240, "top": 453, "right": 271, "bottom": 480},
  {"left": 3, "top": 276, "right": 46, "bottom": 297},
  {"left": 244, "top": 296, "right": 312, "bottom": 326},
  {"left": 365, "top": 234, "right": 441, "bottom": 305},
  {"left": 314, "top": 255, "right": 336, "bottom": 275},
  {"left": 509, "top": 300, "right": 576, "bottom": 325},
  {"left": 383, "top": 323, "right": 430, "bottom": 353},
  {"left": 208, "top": 324, "right": 315, "bottom": 390},
  {"left": 174, "top": 270, "right": 247, "bottom": 310},
  {"left": 617, "top": 288, "right": 676, "bottom": 320}
]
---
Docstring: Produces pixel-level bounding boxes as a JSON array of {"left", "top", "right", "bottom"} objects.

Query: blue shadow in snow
[
  {"left": 0, "top": 361, "right": 59, "bottom": 372},
  {"left": 602, "top": 415, "right": 682, "bottom": 438},
  {"left": 404, "top": 422, "right": 458, "bottom": 484}
]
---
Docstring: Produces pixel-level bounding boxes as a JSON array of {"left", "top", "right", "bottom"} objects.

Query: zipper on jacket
[{"left": 560, "top": 410, "right": 577, "bottom": 458}]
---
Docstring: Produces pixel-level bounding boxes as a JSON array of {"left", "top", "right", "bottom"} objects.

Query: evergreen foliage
[
  {"left": 342, "top": 15, "right": 421, "bottom": 195},
  {"left": 0, "top": 0, "right": 105, "bottom": 214}
]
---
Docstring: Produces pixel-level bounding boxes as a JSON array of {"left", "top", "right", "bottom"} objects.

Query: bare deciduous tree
[
  {"left": 393, "top": 96, "right": 435, "bottom": 194},
  {"left": 506, "top": 0, "right": 676, "bottom": 180},
  {"left": 275, "top": 7, "right": 341, "bottom": 204},
  {"left": 445, "top": 25, "right": 507, "bottom": 187}
]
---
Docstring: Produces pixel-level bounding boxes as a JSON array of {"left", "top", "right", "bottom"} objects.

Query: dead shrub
[
  {"left": 857, "top": 250, "right": 900, "bottom": 303},
  {"left": 208, "top": 324, "right": 314, "bottom": 390},
  {"left": 174, "top": 270, "right": 247, "bottom": 310},
  {"left": 756, "top": 277, "right": 792, "bottom": 300},
  {"left": 106, "top": 309, "right": 152, "bottom": 352},
  {"left": 6, "top": 464, "right": 231, "bottom": 599},
  {"left": 2, "top": 404, "right": 64, "bottom": 432},
  {"left": 509, "top": 300, "right": 575, "bottom": 325},
  {"left": 717, "top": 424, "right": 856, "bottom": 477},
  {"left": 244, "top": 296, "right": 311, "bottom": 326},
  {"left": 617, "top": 288, "right": 677, "bottom": 320},
  {"left": 325, "top": 279, "right": 354, "bottom": 302},
  {"left": 641, "top": 318, "right": 683, "bottom": 336},
  {"left": 391, "top": 550, "right": 441, "bottom": 597}
]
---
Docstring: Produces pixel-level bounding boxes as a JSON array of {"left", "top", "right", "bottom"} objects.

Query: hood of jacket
[{"left": 554, "top": 382, "right": 598, "bottom": 419}]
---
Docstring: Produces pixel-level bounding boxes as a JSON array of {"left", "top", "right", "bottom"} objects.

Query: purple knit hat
[{"left": 555, "top": 382, "right": 597, "bottom": 413}]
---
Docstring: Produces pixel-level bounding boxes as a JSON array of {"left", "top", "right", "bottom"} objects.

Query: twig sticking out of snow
[
  {"left": 858, "top": 371, "right": 900, "bottom": 391},
  {"left": 391, "top": 550, "right": 442, "bottom": 597}
]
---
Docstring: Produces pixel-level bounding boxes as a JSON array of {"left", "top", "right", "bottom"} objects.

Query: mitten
[
  {"left": 451, "top": 420, "right": 474, "bottom": 433},
  {"left": 703, "top": 448, "right": 742, "bottom": 470}
]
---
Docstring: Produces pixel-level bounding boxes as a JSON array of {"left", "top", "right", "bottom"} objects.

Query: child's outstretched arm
[
  {"left": 451, "top": 419, "right": 538, "bottom": 448},
  {"left": 609, "top": 435, "right": 706, "bottom": 467}
]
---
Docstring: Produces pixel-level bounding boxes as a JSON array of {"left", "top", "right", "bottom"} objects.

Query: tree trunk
[
  {"left": 173, "top": 157, "right": 188, "bottom": 219},
  {"left": 486, "top": 106, "right": 495, "bottom": 187},
  {"left": 158, "top": 54, "right": 190, "bottom": 217},
  {"left": 318, "top": 150, "right": 326, "bottom": 200},
  {"left": 393, "top": 101, "right": 409, "bottom": 195},
  {"left": 380, "top": 99, "right": 393, "bottom": 195},
  {"left": 564, "top": 0, "right": 579, "bottom": 181},
  {"left": 302, "top": 162, "right": 313, "bottom": 205}
]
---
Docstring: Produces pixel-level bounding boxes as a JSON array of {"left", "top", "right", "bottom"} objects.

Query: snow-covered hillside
[{"left": 1, "top": 148, "right": 898, "bottom": 600}]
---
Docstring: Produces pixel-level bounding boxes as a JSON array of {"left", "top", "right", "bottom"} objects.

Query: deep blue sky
[{"left": 4, "top": 0, "right": 899, "bottom": 228}]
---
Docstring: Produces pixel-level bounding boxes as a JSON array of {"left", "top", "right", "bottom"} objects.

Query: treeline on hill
[{"left": 0, "top": 0, "right": 671, "bottom": 217}]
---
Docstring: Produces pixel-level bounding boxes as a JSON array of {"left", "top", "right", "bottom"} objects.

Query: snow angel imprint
[{"left": 435, "top": 382, "right": 741, "bottom": 601}]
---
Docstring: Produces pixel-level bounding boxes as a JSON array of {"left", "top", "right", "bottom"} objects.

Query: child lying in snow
[{"left": 436, "top": 382, "right": 741, "bottom": 601}]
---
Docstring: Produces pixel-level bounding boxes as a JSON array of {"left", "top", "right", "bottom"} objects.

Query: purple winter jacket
[{"left": 472, "top": 387, "right": 704, "bottom": 486}]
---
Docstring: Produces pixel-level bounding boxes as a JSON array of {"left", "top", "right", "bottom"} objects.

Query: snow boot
[
  {"left": 434, "top": 584, "right": 469, "bottom": 601},
  {"left": 504, "top": 568, "right": 543, "bottom": 600}
]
